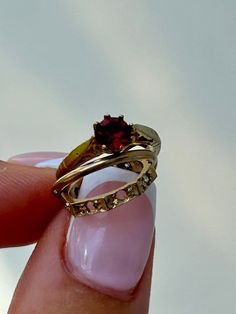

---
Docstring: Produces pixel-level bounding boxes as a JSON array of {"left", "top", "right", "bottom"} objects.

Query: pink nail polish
[
  {"left": 8, "top": 152, "right": 66, "bottom": 167},
  {"left": 64, "top": 167, "right": 156, "bottom": 298}
]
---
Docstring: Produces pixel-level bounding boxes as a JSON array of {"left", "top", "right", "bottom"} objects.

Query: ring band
[
  {"left": 52, "top": 115, "right": 161, "bottom": 216},
  {"left": 55, "top": 151, "right": 156, "bottom": 216}
]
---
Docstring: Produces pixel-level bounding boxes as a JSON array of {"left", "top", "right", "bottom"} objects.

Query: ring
[{"left": 52, "top": 115, "right": 161, "bottom": 216}]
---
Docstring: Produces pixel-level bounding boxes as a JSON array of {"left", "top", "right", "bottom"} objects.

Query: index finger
[{"left": 0, "top": 153, "right": 65, "bottom": 247}]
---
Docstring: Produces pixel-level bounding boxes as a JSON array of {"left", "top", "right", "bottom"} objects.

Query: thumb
[{"left": 9, "top": 155, "right": 156, "bottom": 314}]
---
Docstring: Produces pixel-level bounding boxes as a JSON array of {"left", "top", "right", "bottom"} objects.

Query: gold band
[
  {"left": 52, "top": 116, "right": 161, "bottom": 217},
  {"left": 56, "top": 123, "right": 161, "bottom": 179},
  {"left": 53, "top": 149, "right": 156, "bottom": 193},
  {"left": 64, "top": 159, "right": 156, "bottom": 217}
]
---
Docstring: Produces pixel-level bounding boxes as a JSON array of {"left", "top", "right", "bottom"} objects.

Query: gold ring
[{"left": 52, "top": 115, "right": 161, "bottom": 216}]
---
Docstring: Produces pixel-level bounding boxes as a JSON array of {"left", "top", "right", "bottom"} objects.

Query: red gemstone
[{"left": 94, "top": 115, "right": 132, "bottom": 152}]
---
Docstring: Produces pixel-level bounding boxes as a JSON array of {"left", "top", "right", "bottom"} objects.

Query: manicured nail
[
  {"left": 9, "top": 152, "right": 156, "bottom": 298},
  {"left": 8, "top": 152, "right": 66, "bottom": 167},
  {"left": 64, "top": 166, "right": 156, "bottom": 298}
]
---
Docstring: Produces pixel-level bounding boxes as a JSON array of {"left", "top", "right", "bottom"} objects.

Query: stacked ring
[{"left": 52, "top": 115, "right": 161, "bottom": 216}]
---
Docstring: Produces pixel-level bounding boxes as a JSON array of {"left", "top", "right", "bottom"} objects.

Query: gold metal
[
  {"left": 56, "top": 124, "right": 161, "bottom": 179},
  {"left": 53, "top": 120, "right": 161, "bottom": 217},
  {"left": 54, "top": 149, "right": 156, "bottom": 193},
  {"left": 62, "top": 159, "right": 156, "bottom": 216}
]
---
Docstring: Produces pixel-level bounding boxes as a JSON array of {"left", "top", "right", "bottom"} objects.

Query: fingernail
[
  {"left": 64, "top": 167, "right": 156, "bottom": 298},
  {"left": 8, "top": 152, "right": 66, "bottom": 168}
]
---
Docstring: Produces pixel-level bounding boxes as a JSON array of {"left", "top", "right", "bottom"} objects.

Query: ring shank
[
  {"left": 61, "top": 158, "right": 156, "bottom": 216},
  {"left": 53, "top": 149, "right": 156, "bottom": 194}
]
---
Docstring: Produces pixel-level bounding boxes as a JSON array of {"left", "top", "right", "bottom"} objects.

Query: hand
[{"left": 1, "top": 152, "right": 156, "bottom": 314}]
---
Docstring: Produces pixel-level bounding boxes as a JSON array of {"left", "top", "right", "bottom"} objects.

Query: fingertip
[
  {"left": 8, "top": 152, "right": 66, "bottom": 167},
  {"left": 9, "top": 167, "right": 156, "bottom": 313},
  {"left": 0, "top": 159, "right": 63, "bottom": 247}
]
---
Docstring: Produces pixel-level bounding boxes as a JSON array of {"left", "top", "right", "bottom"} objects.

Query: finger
[
  {"left": 8, "top": 152, "right": 66, "bottom": 167},
  {"left": 0, "top": 152, "right": 65, "bottom": 247},
  {"left": 9, "top": 166, "right": 156, "bottom": 314}
]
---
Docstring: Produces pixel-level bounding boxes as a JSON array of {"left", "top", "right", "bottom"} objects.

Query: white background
[{"left": 0, "top": 1, "right": 235, "bottom": 313}]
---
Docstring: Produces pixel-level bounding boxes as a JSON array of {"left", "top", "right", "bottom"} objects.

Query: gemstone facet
[{"left": 94, "top": 115, "right": 132, "bottom": 152}]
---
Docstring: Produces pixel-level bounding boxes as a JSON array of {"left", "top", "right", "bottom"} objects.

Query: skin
[{"left": 0, "top": 161, "right": 155, "bottom": 314}]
